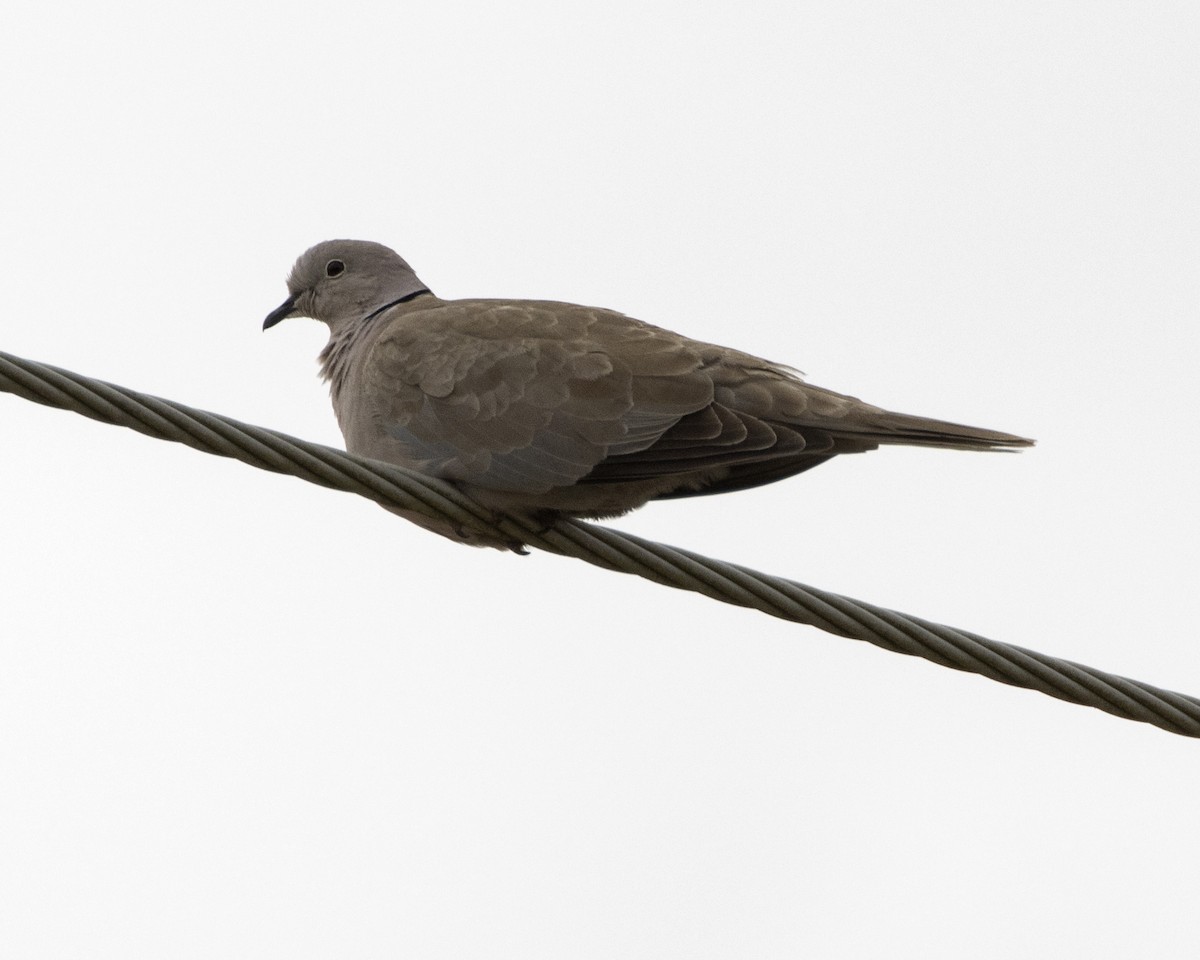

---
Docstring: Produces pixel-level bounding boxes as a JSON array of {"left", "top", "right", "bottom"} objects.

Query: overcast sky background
[{"left": 2, "top": 2, "right": 1198, "bottom": 957}]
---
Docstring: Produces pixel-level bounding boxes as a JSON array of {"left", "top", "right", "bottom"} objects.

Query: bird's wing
[{"left": 363, "top": 300, "right": 736, "bottom": 493}]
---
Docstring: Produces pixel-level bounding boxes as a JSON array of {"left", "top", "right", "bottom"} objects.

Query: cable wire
[{"left": 3, "top": 348, "right": 1197, "bottom": 738}]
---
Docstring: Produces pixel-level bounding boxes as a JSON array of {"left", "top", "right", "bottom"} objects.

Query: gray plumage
[{"left": 264, "top": 239, "right": 1033, "bottom": 549}]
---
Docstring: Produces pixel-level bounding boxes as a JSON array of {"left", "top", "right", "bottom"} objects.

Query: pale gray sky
[{"left": 2, "top": 2, "right": 1198, "bottom": 957}]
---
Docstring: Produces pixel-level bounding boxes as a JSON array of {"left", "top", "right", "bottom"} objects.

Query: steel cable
[{"left": 3, "top": 349, "right": 1197, "bottom": 738}]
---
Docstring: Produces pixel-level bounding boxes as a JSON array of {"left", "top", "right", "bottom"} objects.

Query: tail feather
[{"left": 840, "top": 408, "right": 1035, "bottom": 452}]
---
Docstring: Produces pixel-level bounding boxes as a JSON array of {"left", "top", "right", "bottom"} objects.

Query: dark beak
[{"left": 263, "top": 293, "right": 299, "bottom": 330}]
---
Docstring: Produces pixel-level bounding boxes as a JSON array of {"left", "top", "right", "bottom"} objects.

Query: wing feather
[{"left": 359, "top": 300, "right": 713, "bottom": 492}]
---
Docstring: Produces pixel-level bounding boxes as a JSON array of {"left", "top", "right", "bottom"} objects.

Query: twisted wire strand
[{"left": 3, "top": 348, "right": 1197, "bottom": 738}]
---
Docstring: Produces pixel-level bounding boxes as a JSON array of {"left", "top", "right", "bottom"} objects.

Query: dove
[{"left": 264, "top": 240, "right": 1032, "bottom": 549}]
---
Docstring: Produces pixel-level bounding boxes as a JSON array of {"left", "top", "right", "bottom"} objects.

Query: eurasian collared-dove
[{"left": 264, "top": 240, "right": 1032, "bottom": 549}]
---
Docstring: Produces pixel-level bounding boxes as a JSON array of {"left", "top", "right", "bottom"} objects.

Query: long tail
[{"left": 844, "top": 407, "right": 1035, "bottom": 451}]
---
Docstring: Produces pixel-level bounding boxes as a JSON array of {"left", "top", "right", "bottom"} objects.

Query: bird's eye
[{"left": 325, "top": 259, "right": 346, "bottom": 278}]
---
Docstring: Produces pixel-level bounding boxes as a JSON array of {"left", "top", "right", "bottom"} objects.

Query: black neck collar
[{"left": 363, "top": 288, "right": 431, "bottom": 322}]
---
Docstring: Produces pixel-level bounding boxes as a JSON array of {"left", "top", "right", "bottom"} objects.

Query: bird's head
[{"left": 263, "top": 239, "right": 430, "bottom": 333}]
